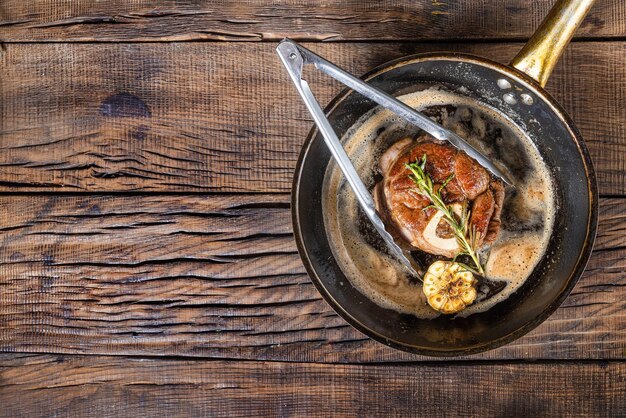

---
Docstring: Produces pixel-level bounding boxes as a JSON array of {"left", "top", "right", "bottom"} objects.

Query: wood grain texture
[
  {"left": 0, "top": 354, "right": 624, "bottom": 417},
  {"left": 0, "top": 195, "right": 623, "bottom": 362},
  {"left": 0, "top": 0, "right": 624, "bottom": 42},
  {"left": 0, "top": 3, "right": 623, "bottom": 414},
  {"left": 1, "top": 41, "right": 624, "bottom": 194}
]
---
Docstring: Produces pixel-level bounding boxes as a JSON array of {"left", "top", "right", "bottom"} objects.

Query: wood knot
[{"left": 100, "top": 92, "right": 151, "bottom": 118}]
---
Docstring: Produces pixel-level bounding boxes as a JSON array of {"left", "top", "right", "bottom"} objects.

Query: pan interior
[
  {"left": 293, "top": 55, "right": 595, "bottom": 354},
  {"left": 322, "top": 85, "right": 556, "bottom": 320}
]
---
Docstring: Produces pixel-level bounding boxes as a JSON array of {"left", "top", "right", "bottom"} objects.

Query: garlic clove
[{"left": 422, "top": 260, "right": 477, "bottom": 314}]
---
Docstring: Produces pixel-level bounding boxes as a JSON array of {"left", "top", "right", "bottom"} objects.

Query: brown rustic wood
[
  {"left": 0, "top": 41, "right": 624, "bottom": 194},
  {"left": 0, "top": 354, "right": 624, "bottom": 417},
  {"left": 1, "top": 2, "right": 623, "bottom": 415},
  {"left": 0, "top": 0, "right": 623, "bottom": 42},
  {"left": 0, "top": 195, "right": 623, "bottom": 362}
]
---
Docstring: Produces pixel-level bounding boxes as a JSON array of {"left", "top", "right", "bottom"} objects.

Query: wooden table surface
[{"left": 0, "top": 1, "right": 625, "bottom": 416}]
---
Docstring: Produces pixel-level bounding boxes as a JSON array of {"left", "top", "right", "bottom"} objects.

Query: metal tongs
[{"left": 277, "top": 39, "right": 510, "bottom": 286}]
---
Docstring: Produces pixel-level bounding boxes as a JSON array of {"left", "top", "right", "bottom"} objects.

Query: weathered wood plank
[
  {"left": 0, "top": 0, "right": 623, "bottom": 42},
  {"left": 0, "top": 354, "right": 623, "bottom": 417},
  {"left": 0, "top": 195, "right": 623, "bottom": 361},
  {"left": 0, "top": 42, "right": 624, "bottom": 194}
]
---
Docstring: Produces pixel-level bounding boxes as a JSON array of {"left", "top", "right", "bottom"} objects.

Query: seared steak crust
[{"left": 378, "top": 135, "right": 504, "bottom": 258}]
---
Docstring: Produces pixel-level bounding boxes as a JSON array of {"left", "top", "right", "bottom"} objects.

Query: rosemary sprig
[{"left": 405, "top": 155, "right": 485, "bottom": 275}]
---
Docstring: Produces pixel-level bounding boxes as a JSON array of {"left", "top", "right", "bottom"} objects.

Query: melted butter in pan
[{"left": 322, "top": 87, "right": 556, "bottom": 318}]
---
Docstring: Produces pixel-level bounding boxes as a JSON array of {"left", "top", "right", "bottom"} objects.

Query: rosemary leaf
[{"left": 405, "top": 157, "right": 485, "bottom": 275}]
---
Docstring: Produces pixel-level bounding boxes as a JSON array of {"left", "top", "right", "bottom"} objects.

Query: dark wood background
[{"left": 0, "top": 1, "right": 624, "bottom": 416}]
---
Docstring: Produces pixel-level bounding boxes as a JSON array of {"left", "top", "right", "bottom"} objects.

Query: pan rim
[{"left": 291, "top": 51, "right": 599, "bottom": 356}]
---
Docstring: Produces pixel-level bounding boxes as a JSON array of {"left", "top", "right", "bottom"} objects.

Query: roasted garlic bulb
[{"left": 423, "top": 261, "right": 477, "bottom": 314}]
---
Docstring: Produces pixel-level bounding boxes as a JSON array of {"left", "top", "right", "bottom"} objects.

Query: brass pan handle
[{"left": 511, "top": 0, "right": 596, "bottom": 87}]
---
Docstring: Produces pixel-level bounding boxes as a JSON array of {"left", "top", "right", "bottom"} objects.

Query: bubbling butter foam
[{"left": 322, "top": 87, "right": 556, "bottom": 318}]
